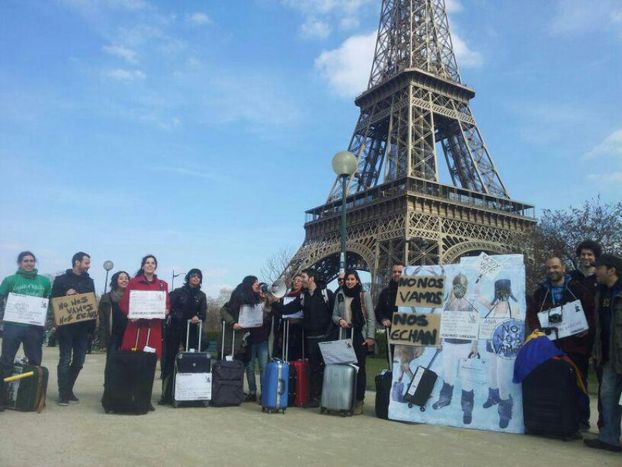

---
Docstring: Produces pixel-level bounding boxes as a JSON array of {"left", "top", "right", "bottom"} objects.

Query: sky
[{"left": 1, "top": 0, "right": 621, "bottom": 296}]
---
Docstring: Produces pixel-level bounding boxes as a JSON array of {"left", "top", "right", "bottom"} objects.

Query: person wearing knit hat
[{"left": 585, "top": 253, "right": 622, "bottom": 452}]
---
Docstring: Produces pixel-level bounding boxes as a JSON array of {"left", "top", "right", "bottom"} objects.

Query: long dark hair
[
  {"left": 17, "top": 251, "right": 36, "bottom": 264},
  {"left": 136, "top": 255, "right": 158, "bottom": 277},
  {"left": 230, "top": 275, "right": 260, "bottom": 306},
  {"left": 110, "top": 271, "right": 130, "bottom": 290}
]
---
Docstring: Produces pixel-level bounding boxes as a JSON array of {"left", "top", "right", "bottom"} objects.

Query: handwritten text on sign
[
  {"left": 389, "top": 312, "right": 441, "bottom": 347},
  {"left": 4, "top": 293, "right": 49, "bottom": 327},
  {"left": 52, "top": 293, "right": 97, "bottom": 326},
  {"left": 129, "top": 291, "right": 167, "bottom": 319},
  {"left": 396, "top": 275, "right": 445, "bottom": 307}
]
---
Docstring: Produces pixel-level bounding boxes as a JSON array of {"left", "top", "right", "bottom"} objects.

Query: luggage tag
[
  {"left": 225, "top": 355, "right": 233, "bottom": 361},
  {"left": 143, "top": 345, "right": 156, "bottom": 353}
]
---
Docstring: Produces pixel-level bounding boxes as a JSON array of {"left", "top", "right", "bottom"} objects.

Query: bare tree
[
  {"left": 205, "top": 286, "right": 233, "bottom": 332},
  {"left": 260, "top": 247, "right": 296, "bottom": 285}
]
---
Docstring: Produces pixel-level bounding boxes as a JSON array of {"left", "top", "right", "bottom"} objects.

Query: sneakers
[
  {"left": 584, "top": 438, "right": 622, "bottom": 452},
  {"left": 57, "top": 398, "right": 69, "bottom": 406},
  {"left": 353, "top": 401, "right": 364, "bottom": 415},
  {"left": 68, "top": 392, "right": 79, "bottom": 403},
  {"left": 244, "top": 393, "right": 257, "bottom": 403}
]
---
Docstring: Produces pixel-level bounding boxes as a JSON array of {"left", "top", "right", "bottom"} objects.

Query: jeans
[
  {"left": 305, "top": 335, "right": 325, "bottom": 401},
  {"left": 57, "top": 325, "right": 89, "bottom": 398},
  {"left": 245, "top": 341, "right": 269, "bottom": 395},
  {"left": 0, "top": 324, "right": 44, "bottom": 398},
  {"left": 598, "top": 363, "right": 622, "bottom": 447}
]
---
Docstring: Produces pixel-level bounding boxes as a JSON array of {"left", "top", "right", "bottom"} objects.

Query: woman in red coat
[{"left": 119, "top": 255, "right": 170, "bottom": 358}]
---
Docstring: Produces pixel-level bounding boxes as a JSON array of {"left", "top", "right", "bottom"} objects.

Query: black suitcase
[
  {"left": 522, "top": 357, "right": 580, "bottom": 439},
  {"left": 210, "top": 321, "right": 244, "bottom": 407},
  {"left": 102, "top": 328, "right": 157, "bottom": 415},
  {"left": 404, "top": 349, "right": 440, "bottom": 411},
  {"left": 172, "top": 320, "right": 211, "bottom": 407},
  {"left": 375, "top": 329, "right": 393, "bottom": 419}
]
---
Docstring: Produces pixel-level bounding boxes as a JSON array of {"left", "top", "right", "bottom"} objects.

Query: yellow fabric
[{"left": 524, "top": 329, "right": 546, "bottom": 344}]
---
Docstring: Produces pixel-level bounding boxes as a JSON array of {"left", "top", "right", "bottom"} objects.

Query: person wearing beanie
[
  {"left": 159, "top": 268, "right": 207, "bottom": 405},
  {"left": 585, "top": 253, "right": 622, "bottom": 452},
  {"left": 0, "top": 251, "right": 51, "bottom": 411}
]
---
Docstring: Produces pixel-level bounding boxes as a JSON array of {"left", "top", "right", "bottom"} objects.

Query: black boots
[
  {"left": 482, "top": 387, "right": 500, "bottom": 409},
  {"left": 461, "top": 390, "right": 474, "bottom": 425},
  {"left": 498, "top": 395, "right": 513, "bottom": 429},
  {"left": 432, "top": 382, "right": 453, "bottom": 410}
]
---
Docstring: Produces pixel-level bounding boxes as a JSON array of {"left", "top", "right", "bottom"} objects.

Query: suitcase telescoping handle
[
  {"left": 283, "top": 319, "right": 289, "bottom": 361},
  {"left": 186, "top": 319, "right": 202, "bottom": 352},
  {"left": 385, "top": 328, "right": 392, "bottom": 369},
  {"left": 132, "top": 326, "right": 152, "bottom": 351}
]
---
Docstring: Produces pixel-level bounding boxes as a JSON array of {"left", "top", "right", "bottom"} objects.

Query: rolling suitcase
[
  {"left": 320, "top": 328, "right": 358, "bottom": 416},
  {"left": 173, "top": 320, "right": 211, "bottom": 408},
  {"left": 284, "top": 319, "right": 309, "bottom": 407},
  {"left": 404, "top": 349, "right": 440, "bottom": 411},
  {"left": 374, "top": 328, "right": 392, "bottom": 419},
  {"left": 210, "top": 321, "right": 244, "bottom": 407},
  {"left": 522, "top": 357, "right": 580, "bottom": 439},
  {"left": 261, "top": 360, "right": 289, "bottom": 414},
  {"left": 102, "top": 328, "right": 157, "bottom": 415},
  {"left": 5, "top": 360, "right": 48, "bottom": 413}
]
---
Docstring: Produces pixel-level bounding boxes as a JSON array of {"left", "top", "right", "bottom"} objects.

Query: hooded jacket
[{"left": 526, "top": 275, "right": 595, "bottom": 355}]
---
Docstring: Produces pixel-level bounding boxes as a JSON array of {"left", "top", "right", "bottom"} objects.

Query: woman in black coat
[{"left": 159, "top": 269, "right": 207, "bottom": 405}]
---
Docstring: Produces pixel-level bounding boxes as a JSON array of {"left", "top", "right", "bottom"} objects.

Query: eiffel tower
[{"left": 286, "top": 0, "right": 535, "bottom": 291}]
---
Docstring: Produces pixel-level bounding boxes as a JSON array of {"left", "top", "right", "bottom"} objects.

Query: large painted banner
[{"left": 388, "top": 254, "right": 526, "bottom": 433}]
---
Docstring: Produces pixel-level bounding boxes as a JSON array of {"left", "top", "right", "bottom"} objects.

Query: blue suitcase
[{"left": 261, "top": 359, "right": 289, "bottom": 413}]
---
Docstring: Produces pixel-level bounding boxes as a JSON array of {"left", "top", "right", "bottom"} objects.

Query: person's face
[
  {"left": 545, "top": 258, "right": 565, "bottom": 282},
  {"left": 338, "top": 273, "right": 345, "bottom": 287},
  {"left": 189, "top": 273, "right": 201, "bottom": 287},
  {"left": 579, "top": 249, "right": 596, "bottom": 269},
  {"left": 251, "top": 280, "right": 260, "bottom": 293},
  {"left": 345, "top": 274, "right": 358, "bottom": 289},
  {"left": 391, "top": 265, "right": 403, "bottom": 282},
  {"left": 78, "top": 256, "right": 91, "bottom": 273},
  {"left": 19, "top": 255, "right": 36, "bottom": 272},
  {"left": 301, "top": 273, "right": 311, "bottom": 288},
  {"left": 293, "top": 276, "right": 303, "bottom": 290},
  {"left": 453, "top": 283, "right": 467, "bottom": 299},
  {"left": 595, "top": 265, "right": 613, "bottom": 284},
  {"left": 117, "top": 273, "right": 129, "bottom": 289},
  {"left": 143, "top": 257, "right": 156, "bottom": 274}
]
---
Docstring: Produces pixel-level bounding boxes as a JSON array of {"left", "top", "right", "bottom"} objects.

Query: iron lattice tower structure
[{"left": 286, "top": 0, "right": 535, "bottom": 291}]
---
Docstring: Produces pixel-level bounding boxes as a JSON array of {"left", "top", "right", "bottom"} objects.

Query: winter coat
[
  {"left": 592, "top": 283, "right": 622, "bottom": 374},
  {"left": 119, "top": 275, "right": 170, "bottom": 359},
  {"left": 168, "top": 285, "right": 207, "bottom": 329},
  {"left": 526, "top": 276, "right": 595, "bottom": 355},
  {"left": 275, "top": 286, "right": 335, "bottom": 336},
  {"left": 97, "top": 291, "right": 128, "bottom": 345},
  {"left": 332, "top": 289, "right": 376, "bottom": 340},
  {"left": 51, "top": 269, "right": 96, "bottom": 334},
  {"left": 375, "top": 281, "right": 398, "bottom": 325}
]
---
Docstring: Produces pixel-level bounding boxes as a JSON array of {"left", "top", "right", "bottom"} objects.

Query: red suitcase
[{"left": 284, "top": 319, "right": 309, "bottom": 407}]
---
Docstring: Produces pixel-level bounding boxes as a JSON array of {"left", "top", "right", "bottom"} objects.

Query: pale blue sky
[{"left": 1, "top": 0, "right": 621, "bottom": 296}]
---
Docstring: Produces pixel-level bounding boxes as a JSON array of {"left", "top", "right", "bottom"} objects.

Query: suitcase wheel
[
  {"left": 340, "top": 411, "right": 347, "bottom": 417},
  {"left": 173, "top": 401, "right": 180, "bottom": 408},
  {"left": 203, "top": 401, "right": 210, "bottom": 408},
  {"left": 408, "top": 403, "right": 413, "bottom": 409},
  {"left": 281, "top": 409, "right": 286, "bottom": 414},
  {"left": 320, "top": 407, "right": 326, "bottom": 414},
  {"left": 420, "top": 406, "right": 426, "bottom": 412}
]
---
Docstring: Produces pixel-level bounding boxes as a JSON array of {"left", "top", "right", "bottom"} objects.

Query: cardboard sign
[
  {"left": 537, "top": 299, "right": 589, "bottom": 340},
  {"left": 388, "top": 312, "right": 441, "bottom": 347},
  {"left": 396, "top": 275, "right": 445, "bottom": 307},
  {"left": 440, "top": 310, "right": 480, "bottom": 340},
  {"left": 318, "top": 339, "right": 358, "bottom": 364},
  {"left": 238, "top": 303, "right": 264, "bottom": 328},
  {"left": 128, "top": 290, "right": 166, "bottom": 320},
  {"left": 52, "top": 292, "right": 97, "bottom": 326},
  {"left": 4, "top": 293, "right": 49, "bottom": 327},
  {"left": 174, "top": 373, "right": 212, "bottom": 401}
]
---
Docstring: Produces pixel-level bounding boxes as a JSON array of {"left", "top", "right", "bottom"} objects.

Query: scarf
[
  {"left": 343, "top": 283, "right": 364, "bottom": 329},
  {"left": 110, "top": 288, "right": 124, "bottom": 303},
  {"left": 17, "top": 268, "right": 38, "bottom": 279}
]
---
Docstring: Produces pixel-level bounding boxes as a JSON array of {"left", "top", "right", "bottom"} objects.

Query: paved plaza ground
[{"left": 0, "top": 346, "right": 619, "bottom": 466}]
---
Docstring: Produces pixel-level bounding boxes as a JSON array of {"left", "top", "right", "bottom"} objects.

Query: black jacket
[
  {"left": 569, "top": 269, "right": 598, "bottom": 297},
  {"left": 275, "top": 287, "right": 335, "bottom": 336},
  {"left": 169, "top": 285, "right": 207, "bottom": 327},
  {"left": 375, "top": 281, "right": 398, "bottom": 325},
  {"left": 51, "top": 269, "right": 96, "bottom": 333}
]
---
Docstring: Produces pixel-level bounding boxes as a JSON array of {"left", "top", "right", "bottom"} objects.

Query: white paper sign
[
  {"left": 4, "top": 293, "right": 49, "bottom": 326},
  {"left": 282, "top": 296, "right": 303, "bottom": 319},
  {"left": 238, "top": 303, "right": 264, "bottom": 328},
  {"left": 479, "top": 317, "right": 507, "bottom": 339},
  {"left": 440, "top": 310, "right": 480, "bottom": 340},
  {"left": 537, "top": 300, "right": 589, "bottom": 340},
  {"left": 318, "top": 339, "right": 358, "bottom": 364},
  {"left": 174, "top": 373, "right": 212, "bottom": 401},
  {"left": 128, "top": 291, "right": 166, "bottom": 319},
  {"left": 477, "top": 253, "right": 501, "bottom": 282}
]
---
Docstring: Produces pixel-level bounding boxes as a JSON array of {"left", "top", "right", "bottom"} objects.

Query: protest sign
[
  {"left": 174, "top": 373, "right": 212, "bottom": 401},
  {"left": 4, "top": 293, "right": 49, "bottom": 327},
  {"left": 478, "top": 317, "right": 507, "bottom": 340},
  {"left": 389, "top": 312, "right": 441, "bottom": 347},
  {"left": 128, "top": 291, "right": 166, "bottom": 319},
  {"left": 396, "top": 275, "right": 445, "bottom": 307},
  {"left": 537, "top": 299, "right": 589, "bottom": 340},
  {"left": 440, "top": 310, "right": 480, "bottom": 340},
  {"left": 282, "top": 296, "right": 303, "bottom": 319},
  {"left": 476, "top": 253, "right": 501, "bottom": 283},
  {"left": 52, "top": 292, "right": 97, "bottom": 326},
  {"left": 238, "top": 303, "right": 264, "bottom": 328},
  {"left": 318, "top": 339, "right": 358, "bottom": 364}
]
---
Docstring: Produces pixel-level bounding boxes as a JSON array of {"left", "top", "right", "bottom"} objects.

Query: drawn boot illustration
[
  {"left": 498, "top": 395, "right": 513, "bottom": 429},
  {"left": 461, "top": 390, "right": 474, "bottom": 425},
  {"left": 432, "top": 382, "right": 453, "bottom": 409},
  {"left": 482, "top": 387, "right": 500, "bottom": 409}
]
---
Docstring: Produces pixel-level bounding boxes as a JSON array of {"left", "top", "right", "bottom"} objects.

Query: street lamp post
[
  {"left": 102, "top": 260, "right": 114, "bottom": 296},
  {"left": 332, "top": 150, "right": 358, "bottom": 275},
  {"left": 172, "top": 269, "right": 185, "bottom": 290}
]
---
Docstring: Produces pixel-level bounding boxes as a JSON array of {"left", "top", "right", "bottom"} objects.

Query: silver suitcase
[{"left": 320, "top": 363, "right": 358, "bottom": 416}]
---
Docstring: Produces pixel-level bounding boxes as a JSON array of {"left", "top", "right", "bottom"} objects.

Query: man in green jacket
[
  {"left": 0, "top": 251, "right": 51, "bottom": 411},
  {"left": 585, "top": 254, "right": 622, "bottom": 453}
]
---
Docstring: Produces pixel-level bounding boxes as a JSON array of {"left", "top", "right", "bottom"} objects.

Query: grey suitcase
[{"left": 320, "top": 363, "right": 358, "bottom": 416}]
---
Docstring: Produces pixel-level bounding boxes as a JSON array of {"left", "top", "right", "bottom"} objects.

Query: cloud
[
  {"left": 150, "top": 165, "right": 219, "bottom": 181},
  {"left": 187, "top": 12, "right": 211, "bottom": 26},
  {"left": 585, "top": 129, "right": 622, "bottom": 159},
  {"left": 104, "top": 68, "right": 146, "bottom": 81},
  {"left": 300, "top": 19, "right": 331, "bottom": 39},
  {"left": 314, "top": 31, "right": 376, "bottom": 98},
  {"left": 550, "top": 0, "right": 622, "bottom": 36},
  {"left": 587, "top": 171, "right": 622, "bottom": 183},
  {"left": 445, "top": 0, "right": 463, "bottom": 14},
  {"left": 451, "top": 31, "right": 483, "bottom": 68},
  {"left": 103, "top": 44, "right": 138, "bottom": 64}
]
